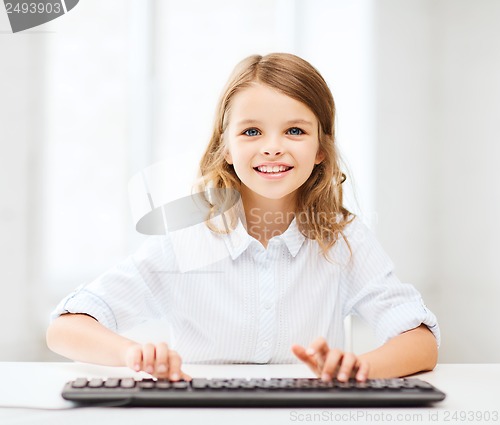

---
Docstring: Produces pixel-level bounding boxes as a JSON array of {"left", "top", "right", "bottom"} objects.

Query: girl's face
[{"left": 224, "top": 83, "right": 324, "bottom": 203}]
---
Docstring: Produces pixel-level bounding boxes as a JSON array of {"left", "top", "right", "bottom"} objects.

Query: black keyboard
[{"left": 62, "top": 377, "right": 446, "bottom": 407}]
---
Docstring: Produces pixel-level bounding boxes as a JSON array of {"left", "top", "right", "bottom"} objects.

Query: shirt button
[
  {"left": 262, "top": 340, "right": 269, "bottom": 348},
  {"left": 263, "top": 302, "right": 272, "bottom": 310}
]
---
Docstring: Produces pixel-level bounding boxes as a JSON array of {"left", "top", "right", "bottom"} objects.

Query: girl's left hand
[{"left": 291, "top": 337, "right": 370, "bottom": 382}]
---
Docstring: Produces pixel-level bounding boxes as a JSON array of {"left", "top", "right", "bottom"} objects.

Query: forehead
[{"left": 228, "top": 83, "right": 317, "bottom": 126}]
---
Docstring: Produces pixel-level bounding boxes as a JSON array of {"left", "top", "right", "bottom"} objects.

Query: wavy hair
[{"left": 197, "top": 53, "right": 353, "bottom": 258}]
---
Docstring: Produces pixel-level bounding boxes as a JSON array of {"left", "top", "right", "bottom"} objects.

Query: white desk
[{"left": 0, "top": 363, "right": 499, "bottom": 425}]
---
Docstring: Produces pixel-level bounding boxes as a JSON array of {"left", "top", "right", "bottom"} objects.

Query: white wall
[
  {"left": 1, "top": 1, "right": 135, "bottom": 361},
  {"left": 370, "top": 0, "right": 439, "bottom": 363},
  {"left": 434, "top": 0, "right": 500, "bottom": 362},
  {"left": 373, "top": 0, "right": 500, "bottom": 362},
  {"left": 0, "top": 12, "right": 46, "bottom": 358}
]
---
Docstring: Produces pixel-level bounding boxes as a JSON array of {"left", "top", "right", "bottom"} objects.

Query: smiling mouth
[{"left": 253, "top": 165, "right": 294, "bottom": 174}]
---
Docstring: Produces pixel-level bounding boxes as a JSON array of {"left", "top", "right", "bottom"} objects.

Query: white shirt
[{"left": 51, "top": 217, "right": 440, "bottom": 364}]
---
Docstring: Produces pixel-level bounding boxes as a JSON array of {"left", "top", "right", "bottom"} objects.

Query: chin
[
  {"left": 254, "top": 189, "right": 295, "bottom": 200},
  {"left": 240, "top": 179, "right": 299, "bottom": 201}
]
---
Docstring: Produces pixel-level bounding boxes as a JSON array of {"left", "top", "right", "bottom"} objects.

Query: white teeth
[{"left": 257, "top": 165, "right": 291, "bottom": 173}]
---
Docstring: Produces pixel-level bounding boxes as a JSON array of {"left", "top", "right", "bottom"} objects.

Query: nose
[
  {"left": 263, "top": 149, "right": 282, "bottom": 156},
  {"left": 261, "top": 135, "right": 283, "bottom": 157}
]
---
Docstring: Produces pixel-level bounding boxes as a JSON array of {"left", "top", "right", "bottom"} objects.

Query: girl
[{"left": 46, "top": 53, "right": 439, "bottom": 383}]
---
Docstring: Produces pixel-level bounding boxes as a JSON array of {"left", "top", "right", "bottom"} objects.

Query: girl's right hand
[{"left": 124, "top": 342, "right": 192, "bottom": 381}]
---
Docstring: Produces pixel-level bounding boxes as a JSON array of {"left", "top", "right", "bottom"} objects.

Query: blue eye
[
  {"left": 287, "top": 127, "right": 304, "bottom": 136},
  {"left": 243, "top": 128, "right": 261, "bottom": 137}
]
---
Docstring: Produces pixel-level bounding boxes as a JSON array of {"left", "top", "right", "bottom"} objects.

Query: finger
[
  {"left": 298, "top": 337, "right": 328, "bottom": 374},
  {"left": 154, "top": 342, "right": 169, "bottom": 378},
  {"left": 305, "top": 337, "right": 330, "bottom": 359},
  {"left": 126, "top": 344, "right": 143, "bottom": 372},
  {"left": 291, "top": 344, "right": 309, "bottom": 362},
  {"left": 181, "top": 372, "right": 192, "bottom": 382},
  {"left": 142, "top": 343, "right": 156, "bottom": 375},
  {"left": 355, "top": 360, "right": 370, "bottom": 382},
  {"left": 336, "top": 352, "right": 357, "bottom": 382},
  {"left": 314, "top": 352, "right": 325, "bottom": 373},
  {"left": 291, "top": 344, "right": 321, "bottom": 377},
  {"left": 167, "top": 350, "right": 182, "bottom": 381},
  {"left": 305, "top": 337, "right": 330, "bottom": 372},
  {"left": 321, "top": 348, "right": 344, "bottom": 381}
]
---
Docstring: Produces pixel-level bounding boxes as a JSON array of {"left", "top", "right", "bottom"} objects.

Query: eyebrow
[{"left": 235, "top": 119, "right": 314, "bottom": 127}]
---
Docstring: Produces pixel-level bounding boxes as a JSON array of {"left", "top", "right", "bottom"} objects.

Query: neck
[{"left": 240, "top": 185, "right": 296, "bottom": 247}]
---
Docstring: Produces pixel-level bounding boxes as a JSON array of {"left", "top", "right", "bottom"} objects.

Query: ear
[
  {"left": 221, "top": 133, "right": 233, "bottom": 165},
  {"left": 314, "top": 149, "right": 325, "bottom": 165},
  {"left": 225, "top": 150, "right": 233, "bottom": 165}
]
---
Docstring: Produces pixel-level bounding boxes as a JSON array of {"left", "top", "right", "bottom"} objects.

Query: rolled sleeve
[
  {"left": 376, "top": 299, "right": 441, "bottom": 347},
  {"left": 50, "top": 286, "right": 118, "bottom": 331}
]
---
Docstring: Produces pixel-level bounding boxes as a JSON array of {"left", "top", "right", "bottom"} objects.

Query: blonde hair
[{"left": 197, "top": 53, "right": 353, "bottom": 257}]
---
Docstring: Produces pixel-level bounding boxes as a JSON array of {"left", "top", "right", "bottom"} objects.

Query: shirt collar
[
  {"left": 278, "top": 218, "right": 306, "bottom": 257},
  {"left": 223, "top": 217, "right": 306, "bottom": 260}
]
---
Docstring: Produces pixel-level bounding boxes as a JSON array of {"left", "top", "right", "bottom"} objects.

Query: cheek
[
  {"left": 228, "top": 145, "right": 252, "bottom": 165},
  {"left": 224, "top": 148, "right": 247, "bottom": 176},
  {"left": 299, "top": 145, "right": 320, "bottom": 163},
  {"left": 233, "top": 160, "right": 252, "bottom": 178}
]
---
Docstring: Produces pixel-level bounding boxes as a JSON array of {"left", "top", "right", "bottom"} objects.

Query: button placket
[{"left": 254, "top": 244, "right": 277, "bottom": 363}]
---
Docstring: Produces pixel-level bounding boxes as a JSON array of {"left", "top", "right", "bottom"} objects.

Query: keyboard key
[
  {"left": 387, "top": 379, "right": 404, "bottom": 390},
  {"left": 71, "top": 378, "right": 88, "bottom": 388},
  {"left": 334, "top": 381, "right": 352, "bottom": 389},
  {"left": 191, "top": 378, "right": 209, "bottom": 389},
  {"left": 172, "top": 381, "right": 189, "bottom": 390},
  {"left": 87, "top": 378, "right": 104, "bottom": 388},
  {"left": 207, "top": 381, "right": 224, "bottom": 389},
  {"left": 354, "top": 381, "right": 368, "bottom": 389},
  {"left": 155, "top": 380, "right": 171, "bottom": 390},
  {"left": 139, "top": 380, "right": 155, "bottom": 389},
  {"left": 104, "top": 378, "right": 120, "bottom": 388},
  {"left": 120, "top": 378, "right": 136, "bottom": 388}
]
